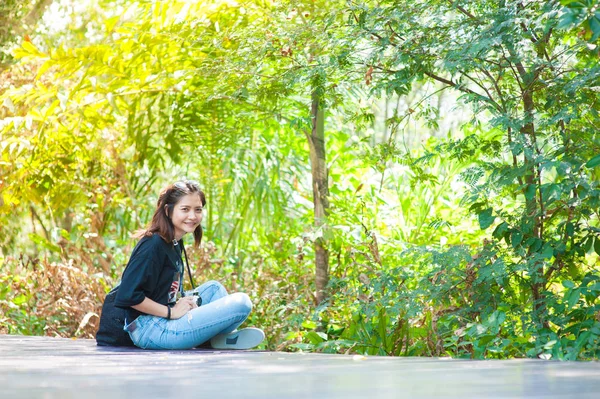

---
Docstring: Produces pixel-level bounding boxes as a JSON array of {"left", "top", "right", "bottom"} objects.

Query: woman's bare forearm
[
  {"left": 131, "top": 296, "right": 197, "bottom": 319},
  {"left": 131, "top": 297, "right": 170, "bottom": 318}
]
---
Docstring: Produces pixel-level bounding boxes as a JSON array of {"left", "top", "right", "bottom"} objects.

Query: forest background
[{"left": 1, "top": 0, "right": 599, "bottom": 360}]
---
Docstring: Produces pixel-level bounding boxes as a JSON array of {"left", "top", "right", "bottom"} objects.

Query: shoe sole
[{"left": 210, "top": 327, "right": 265, "bottom": 350}]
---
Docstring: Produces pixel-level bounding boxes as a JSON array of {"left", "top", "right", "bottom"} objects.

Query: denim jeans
[{"left": 124, "top": 280, "right": 252, "bottom": 350}]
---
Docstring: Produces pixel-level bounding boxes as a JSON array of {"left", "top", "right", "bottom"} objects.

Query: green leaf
[
  {"left": 562, "top": 280, "right": 575, "bottom": 289},
  {"left": 302, "top": 320, "right": 317, "bottom": 329},
  {"left": 595, "top": 236, "right": 600, "bottom": 256},
  {"left": 487, "top": 311, "right": 506, "bottom": 330},
  {"left": 585, "top": 154, "right": 600, "bottom": 168},
  {"left": 568, "top": 263, "right": 580, "bottom": 279},
  {"left": 566, "top": 222, "right": 575, "bottom": 237},
  {"left": 288, "top": 343, "right": 313, "bottom": 351},
  {"left": 378, "top": 308, "right": 389, "bottom": 349},
  {"left": 511, "top": 230, "right": 523, "bottom": 248},
  {"left": 588, "top": 282, "right": 600, "bottom": 292},
  {"left": 575, "top": 330, "right": 592, "bottom": 350},
  {"left": 590, "top": 16, "right": 600, "bottom": 41},
  {"left": 104, "top": 16, "right": 121, "bottom": 33},
  {"left": 541, "top": 243, "right": 554, "bottom": 259},
  {"left": 21, "top": 41, "right": 46, "bottom": 57},
  {"left": 583, "top": 236, "right": 594, "bottom": 253},
  {"left": 492, "top": 221, "right": 509, "bottom": 239},
  {"left": 305, "top": 331, "right": 326, "bottom": 344},
  {"left": 529, "top": 238, "right": 543, "bottom": 252},
  {"left": 525, "top": 184, "right": 536, "bottom": 200},
  {"left": 567, "top": 288, "right": 581, "bottom": 308},
  {"left": 12, "top": 294, "right": 28, "bottom": 305},
  {"left": 559, "top": 0, "right": 582, "bottom": 6},
  {"left": 477, "top": 334, "right": 496, "bottom": 346},
  {"left": 28, "top": 233, "right": 61, "bottom": 253},
  {"left": 36, "top": 60, "right": 52, "bottom": 79},
  {"left": 558, "top": 13, "right": 576, "bottom": 29},
  {"left": 478, "top": 208, "right": 495, "bottom": 230}
]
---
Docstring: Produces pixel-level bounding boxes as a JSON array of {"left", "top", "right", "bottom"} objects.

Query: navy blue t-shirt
[{"left": 115, "top": 233, "right": 184, "bottom": 322}]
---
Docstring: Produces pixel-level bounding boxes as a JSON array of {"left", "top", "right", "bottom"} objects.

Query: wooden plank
[{"left": 1, "top": 334, "right": 599, "bottom": 398}]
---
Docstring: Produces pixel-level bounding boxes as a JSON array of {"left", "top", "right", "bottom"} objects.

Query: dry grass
[
  {"left": 1, "top": 245, "right": 313, "bottom": 350},
  {"left": 0, "top": 256, "right": 107, "bottom": 338}
]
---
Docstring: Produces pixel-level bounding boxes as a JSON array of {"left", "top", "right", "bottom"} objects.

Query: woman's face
[{"left": 169, "top": 193, "right": 204, "bottom": 240}]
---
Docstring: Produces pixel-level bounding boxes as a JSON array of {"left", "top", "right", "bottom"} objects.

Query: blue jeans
[{"left": 124, "top": 280, "right": 252, "bottom": 350}]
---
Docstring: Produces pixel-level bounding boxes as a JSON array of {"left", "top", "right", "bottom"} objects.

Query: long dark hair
[{"left": 139, "top": 181, "right": 207, "bottom": 247}]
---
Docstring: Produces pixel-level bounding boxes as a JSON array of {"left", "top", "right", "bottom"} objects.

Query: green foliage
[
  {"left": 0, "top": 0, "right": 38, "bottom": 65},
  {"left": 288, "top": 0, "right": 600, "bottom": 360},
  {"left": 1, "top": 0, "right": 599, "bottom": 361},
  {"left": 560, "top": 0, "right": 600, "bottom": 43}
]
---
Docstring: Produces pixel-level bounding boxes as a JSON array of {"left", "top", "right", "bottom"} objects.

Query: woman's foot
[{"left": 210, "top": 327, "right": 265, "bottom": 350}]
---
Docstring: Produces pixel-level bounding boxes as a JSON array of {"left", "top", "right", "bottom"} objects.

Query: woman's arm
[{"left": 131, "top": 296, "right": 198, "bottom": 320}]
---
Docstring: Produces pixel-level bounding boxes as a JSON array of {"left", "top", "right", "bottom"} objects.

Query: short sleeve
[{"left": 115, "top": 235, "right": 163, "bottom": 308}]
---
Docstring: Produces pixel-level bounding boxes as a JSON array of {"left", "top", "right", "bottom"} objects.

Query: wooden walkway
[{"left": 1, "top": 334, "right": 599, "bottom": 398}]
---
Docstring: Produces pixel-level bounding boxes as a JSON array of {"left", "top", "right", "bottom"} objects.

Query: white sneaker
[{"left": 210, "top": 327, "right": 265, "bottom": 350}]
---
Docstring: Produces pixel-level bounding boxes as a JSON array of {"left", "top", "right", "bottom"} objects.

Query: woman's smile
[{"left": 170, "top": 193, "right": 204, "bottom": 240}]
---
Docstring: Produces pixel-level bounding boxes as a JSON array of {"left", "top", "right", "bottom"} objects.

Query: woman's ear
[{"left": 164, "top": 204, "right": 170, "bottom": 218}]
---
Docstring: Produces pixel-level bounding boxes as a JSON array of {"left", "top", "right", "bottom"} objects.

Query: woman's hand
[
  {"left": 171, "top": 296, "right": 198, "bottom": 319},
  {"left": 130, "top": 296, "right": 198, "bottom": 320}
]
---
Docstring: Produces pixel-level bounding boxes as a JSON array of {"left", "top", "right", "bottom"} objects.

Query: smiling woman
[
  {"left": 96, "top": 180, "right": 265, "bottom": 350},
  {"left": 168, "top": 184, "right": 204, "bottom": 240},
  {"left": 142, "top": 180, "right": 207, "bottom": 247}
]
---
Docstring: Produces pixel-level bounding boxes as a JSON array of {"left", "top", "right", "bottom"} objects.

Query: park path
[{"left": 0, "top": 334, "right": 599, "bottom": 398}]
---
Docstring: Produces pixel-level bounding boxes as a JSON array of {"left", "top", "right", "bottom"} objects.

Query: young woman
[{"left": 106, "top": 180, "right": 264, "bottom": 350}]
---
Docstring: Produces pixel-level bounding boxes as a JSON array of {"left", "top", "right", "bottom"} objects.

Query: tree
[
  {"left": 1, "top": 0, "right": 310, "bottom": 275},
  {"left": 1, "top": 1, "right": 219, "bottom": 266},
  {"left": 348, "top": 0, "right": 600, "bottom": 358},
  {"left": 0, "top": 0, "right": 54, "bottom": 67},
  {"left": 213, "top": 0, "right": 361, "bottom": 304}
]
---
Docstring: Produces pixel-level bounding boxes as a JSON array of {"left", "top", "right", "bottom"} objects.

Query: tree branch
[
  {"left": 500, "top": 48, "right": 524, "bottom": 92},
  {"left": 478, "top": 67, "right": 507, "bottom": 112},
  {"left": 23, "top": 0, "right": 53, "bottom": 30},
  {"left": 30, "top": 204, "right": 49, "bottom": 239},
  {"left": 422, "top": 70, "right": 499, "bottom": 110},
  {"left": 460, "top": 70, "right": 502, "bottom": 112},
  {"left": 507, "top": 127, "right": 524, "bottom": 187},
  {"left": 446, "top": 0, "right": 478, "bottom": 21}
]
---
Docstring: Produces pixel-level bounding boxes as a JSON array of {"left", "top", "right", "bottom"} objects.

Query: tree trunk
[
  {"left": 519, "top": 67, "right": 547, "bottom": 327},
  {"left": 23, "top": 0, "right": 54, "bottom": 30},
  {"left": 506, "top": 19, "right": 549, "bottom": 326},
  {"left": 306, "top": 89, "right": 329, "bottom": 304}
]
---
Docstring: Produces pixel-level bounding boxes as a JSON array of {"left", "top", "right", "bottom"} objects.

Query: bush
[{"left": 0, "top": 256, "right": 107, "bottom": 338}]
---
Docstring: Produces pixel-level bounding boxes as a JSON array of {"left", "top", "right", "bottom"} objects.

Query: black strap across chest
[{"left": 174, "top": 240, "right": 196, "bottom": 293}]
